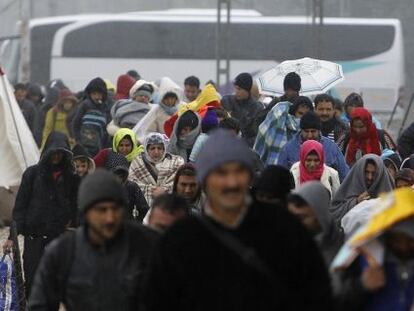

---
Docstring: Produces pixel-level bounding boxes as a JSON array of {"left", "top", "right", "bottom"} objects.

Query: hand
[
  {"left": 360, "top": 248, "right": 386, "bottom": 292},
  {"left": 152, "top": 187, "right": 166, "bottom": 198},
  {"left": 3, "top": 240, "right": 13, "bottom": 254},
  {"left": 357, "top": 191, "right": 371, "bottom": 203}
]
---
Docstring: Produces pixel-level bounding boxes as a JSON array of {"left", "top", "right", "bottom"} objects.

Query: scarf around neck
[
  {"left": 346, "top": 108, "right": 381, "bottom": 165},
  {"left": 159, "top": 102, "right": 178, "bottom": 116},
  {"left": 299, "top": 140, "right": 325, "bottom": 184}
]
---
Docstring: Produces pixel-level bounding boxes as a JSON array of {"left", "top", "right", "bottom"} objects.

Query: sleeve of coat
[
  {"left": 42, "top": 109, "right": 54, "bottom": 147},
  {"left": 12, "top": 166, "right": 36, "bottom": 235},
  {"left": 334, "top": 147, "right": 349, "bottom": 182},
  {"left": 28, "top": 239, "right": 65, "bottom": 310},
  {"left": 71, "top": 104, "right": 86, "bottom": 142},
  {"left": 330, "top": 196, "right": 358, "bottom": 224},
  {"left": 331, "top": 170, "right": 341, "bottom": 198},
  {"left": 133, "top": 183, "right": 149, "bottom": 221},
  {"left": 276, "top": 145, "right": 289, "bottom": 168}
]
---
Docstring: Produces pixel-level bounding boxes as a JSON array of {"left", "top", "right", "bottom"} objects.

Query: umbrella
[{"left": 257, "top": 57, "right": 344, "bottom": 97}]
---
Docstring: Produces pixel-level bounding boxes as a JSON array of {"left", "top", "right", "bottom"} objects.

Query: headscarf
[
  {"left": 112, "top": 128, "right": 144, "bottom": 162},
  {"left": 346, "top": 107, "right": 381, "bottom": 165},
  {"left": 331, "top": 154, "right": 394, "bottom": 222},
  {"left": 168, "top": 110, "right": 201, "bottom": 161},
  {"left": 144, "top": 132, "right": 169, "bottom": 164},
  {"left": 299, "top": 140, "right": 325, "bottom": 184}
]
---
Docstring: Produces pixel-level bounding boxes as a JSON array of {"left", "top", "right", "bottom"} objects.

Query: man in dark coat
[
  {"left": 143, "top": 130, "right": 333, "bottom": 311},
  {"left": 71, "top": 77, "right": 111, "bottom": 155},
  {"left": 14, "top": 83, "right": 37, "bottom": 136},
  {"left": 4, "top": 131, "right": 80, "bottom": 297},
  {"left": 28, "top": 170, "right": 158, "bottom": 311},
  {"left": 314, "top": 93, "right": 348, "bottom": 143},
  {"left": 221, "top": 73, "right": 264, "bottom": 147}
]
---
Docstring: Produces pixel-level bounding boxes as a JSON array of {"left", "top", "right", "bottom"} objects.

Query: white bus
[{"left": 1, "top": 10, "right": 405, "bottom": 113}]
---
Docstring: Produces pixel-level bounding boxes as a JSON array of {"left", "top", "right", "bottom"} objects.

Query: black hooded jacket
[
  {"left": 71, "top": 78, "right": 111, "bottom": 142},
  {"left": 12, "top": 132, "right": 80, "bottom": 237}
]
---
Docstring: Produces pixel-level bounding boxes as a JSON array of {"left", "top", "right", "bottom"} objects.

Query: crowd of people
[{"left": 4, "top": 69, "right": 414, "bottom": 310}]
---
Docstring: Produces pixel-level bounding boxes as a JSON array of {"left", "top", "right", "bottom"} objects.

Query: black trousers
[{"left": 23, "top": 235, "right": 54, "bottom": 299}]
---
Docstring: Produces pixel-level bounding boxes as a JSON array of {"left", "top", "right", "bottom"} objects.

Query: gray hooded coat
[
  {"left": 292, "top": 181, "right": 344, "bottom": 265},
  {"left": 330, "top": 154, "right": 394, "bottom": 223}
]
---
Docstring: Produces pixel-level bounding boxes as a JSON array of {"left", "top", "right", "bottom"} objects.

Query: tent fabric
[{"left": 0, "top": 68, "right": 39, "bottom": 188}]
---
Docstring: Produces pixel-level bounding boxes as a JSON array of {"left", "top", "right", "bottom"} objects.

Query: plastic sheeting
[{"left": 0, "top": 68, "right": 39, "bottom": 189}]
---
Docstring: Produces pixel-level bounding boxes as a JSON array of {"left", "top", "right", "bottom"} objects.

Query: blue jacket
[{"left": 277, "top": 133, "right": 349, "bottom": 181}]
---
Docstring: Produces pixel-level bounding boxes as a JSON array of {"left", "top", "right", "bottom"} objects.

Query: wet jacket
[
  {"left": 28, "top": 223, "right": 158, "bottom": 311},
  {"left": 19, "top": 98, "right": 37, "bottom": 134},
  {"left": 398, "top": 121, "right": 414, "bottom": 159},
  {"left": 12, "top": 132, "right": 80, "bottom": 237},
  {"left": 71, "top": 78, "right": 111, "bottom": 142},
  {"left": 221, "top": 95, "right": 264, "bottom": 147}
]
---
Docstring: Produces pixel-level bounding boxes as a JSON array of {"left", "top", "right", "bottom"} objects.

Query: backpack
[{"left": 80, "top": 109, "right": 107, "bottom": 156}]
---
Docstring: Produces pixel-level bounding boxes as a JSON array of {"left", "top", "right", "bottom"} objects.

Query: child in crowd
[{"left": 72, "top": 144, "right": 95, "bottom": 178}]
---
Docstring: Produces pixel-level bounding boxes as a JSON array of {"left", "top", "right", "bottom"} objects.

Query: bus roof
[{"left": 30, "top": 10, "right": 401, "bottom": 28}]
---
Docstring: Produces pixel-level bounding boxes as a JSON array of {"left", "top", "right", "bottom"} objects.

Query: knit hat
[
  {"left": 195, "top": 129, "right": 256, "bottom": 185},
  {"left": 201, "top": 108, "right": 219, "bottom": 133},
  {"left": 177, "top": 110, "right": 199, "bottom": 134},
  {"left": 253, "top": 165, "right": 295, "bottom": 200},
  {"left": 283, "top": 72, "right": 301, "bottom": 92},
  {"left": 234, "top": 73, "right": 253, "bottom": 92},
  {"left": 133, "top": 83, "right": 154, "bottom": 99},
  {"left": 78, "top": 169, "right": 127, "bottom": 214},
  {"left": 72, "top": 144, "right": 91, "bottom": 160},
  {"left": 300, "top": 111, "right": 321, "bottom": 130},
  {"left": 58, "top": 88, "right": 77, "bottom": 106}
]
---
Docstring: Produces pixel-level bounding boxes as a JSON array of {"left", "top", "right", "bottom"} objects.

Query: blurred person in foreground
[
  {"left": 143, "top": 130, "right": 333, "bottom": 311},
  {"left": 28, "top": 170, "right": 157, "bottom": 310}
]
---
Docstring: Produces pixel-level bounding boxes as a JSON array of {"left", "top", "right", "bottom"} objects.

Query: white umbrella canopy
[{"left": 257, "top": 57, "right": 344, "bottom": 97}]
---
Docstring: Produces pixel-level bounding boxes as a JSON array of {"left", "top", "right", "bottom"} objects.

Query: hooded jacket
[
  {"left": 71, "top": 78, "right": 110, "bottom": 142},
  {"left": 330, "top": 154, "right": 394, "bottom": 223},
  {"left": 114, "top": 74, "right": 136, "bottom": 101},
  {"left": 291, "top": 181, "right": 344, "bottom": 265},
  {"left": 133, "top": 78, "right": 183, "bottom": 139},
  {"left": 12, "top": 132, "right": 80, "bottom": 237},
  {"left": 168, "top": 111, "right": 201, "bottom": 162}
]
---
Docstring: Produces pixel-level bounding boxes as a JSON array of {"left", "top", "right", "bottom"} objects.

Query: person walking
[
  {"left": 4, "top": 132, "right": 80, "bottom": 298},
  {"left": 28, "top": 170, "right": 157, "bottom": 310},
  {"left": 143, "top": 130, "right": 333, "bottom": 311},
  {"left": 290, "top": 140, "right": 340, "bottom": 196}
]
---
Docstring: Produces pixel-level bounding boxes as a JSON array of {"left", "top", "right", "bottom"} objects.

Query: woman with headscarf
[
  {"left": 168, "top": 110, "right": 201, "bottom": 162},
  {"left": 338, "top": 107, "right": 397, "bottom": 166},
  {"left": 290, "top": 140, "right": 340, "bottom": 196},
  {"left": 330, "top": 154, "right": 394, "bottom": 223},
  {"left": 395, "top": 168, "right": 414, "bottom": 188},
  {"left": 381, "top": 149, "right": 402, "bottom": 180},
  {"left": 93, "top": 128, "right": 144, "bottom": 168},
  {"left": 128, "top": 132, "right": 184, "bottom": 207}
]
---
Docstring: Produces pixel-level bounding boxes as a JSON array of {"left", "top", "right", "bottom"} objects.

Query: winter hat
[
  {"left": 253, "top": 165, "right": 294, "bottom": 201},
  {"left": 130, "top": 82, "right": 154, "bottom": 100},
  {"left": 144, "top": 132, "right": 168, "bottom": 163},
  {"left": 177, "top": 110, "right": 199, "bottom": 134},
  {"left": 201, "top": 108, "right": 219, "bottom": 133},
  {"left": 234, "top": 73, "right": 253, "bottom": 92},
  {"left": 72, "top": 144, "right": 91, "bottom": 160},
  {"left": 78, "top": 169, "right": 127, "bottom": 214},
  {"left": 195, "top": 129, "right": 256, "bottom": 185},
  {"left": 381, "top": 149, "right": 402, "bottom": 172},
  {"left": 300, "top": 111, "right": 321, "bottom": 130},
  {"left": 283, "top": 72, "right": 301, "bottom": 92},
  {"left": 58, "top": 88, "right": 77, "bottom": 106}
]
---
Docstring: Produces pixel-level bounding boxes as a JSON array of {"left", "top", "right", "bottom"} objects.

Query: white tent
[{"left": 0, "top": 67, "right": 39, "bottom": 222}]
